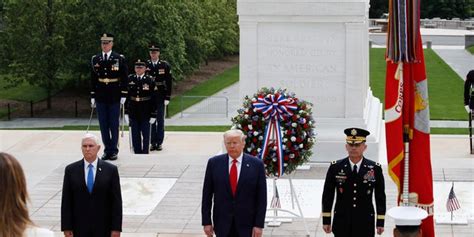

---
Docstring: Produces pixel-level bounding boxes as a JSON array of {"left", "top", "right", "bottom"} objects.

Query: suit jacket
[
  {"left": 321, "top": 157, "right": 386, "bottom": 237},
  {"left": 202, "top": 153, "right": 267, "bottom": 237},
  {"left": 61, "top": 159, "right": 122, "bottom": 237}
]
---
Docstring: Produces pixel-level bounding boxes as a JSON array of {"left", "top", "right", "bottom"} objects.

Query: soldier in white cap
[{"left": 387, "top": 206, "right": 428, "bottom": 237}]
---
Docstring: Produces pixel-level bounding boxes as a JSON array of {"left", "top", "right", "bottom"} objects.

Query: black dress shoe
[
  {"left": 157, "top": 145, "right": 163, "bottom": 151},
  {"left": 101, "top": 154, "right": 110, "bottom": 160},
  {"left": 150, "top": 145, "right": 157, "bottom": 151},
  {"left": 109, "top": 154, "right": 118, "bottom": 161}
]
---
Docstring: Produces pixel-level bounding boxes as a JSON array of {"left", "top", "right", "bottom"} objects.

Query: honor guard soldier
[
  {"left": 90, "top": 33, "right": 128, "bottom": 161},
  {"left": 146, "top": 44, "right": 173, "bottom": 151},
  {"left": 124, "top": 60, "right": 157, "bottom": 154},
  {"left": 91, "top": 33, "right": 128, "bottom": 160},
  {"left": 321, "top": 128, "right": 386, "bottom": 237},
  {"left": 387, "top": 206, "right": 428, "bottom": 237},
  {"left": 464, "top": 70, "right": 474, "bottom": 113}
]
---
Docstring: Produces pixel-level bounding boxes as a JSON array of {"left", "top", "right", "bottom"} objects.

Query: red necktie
[{"left": 230, "top": 159, "right": 238, "bottom": 196}]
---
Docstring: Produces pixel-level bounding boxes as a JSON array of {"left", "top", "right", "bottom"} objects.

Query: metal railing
[{"left": 179, "top": 95, "right": 229, "bottom": 118}]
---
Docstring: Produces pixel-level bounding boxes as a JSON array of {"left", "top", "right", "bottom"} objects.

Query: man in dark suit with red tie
[
  {"left": 202, "top": 129, "right": 267, "bottom": 237},
  {"left": 61, "top": 133, "right": 123, "bottom": 237}
]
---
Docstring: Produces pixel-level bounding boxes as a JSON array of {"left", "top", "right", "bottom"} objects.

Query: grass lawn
[
  {"left": 167, "top": 66, "right": 239, "bottom": 117},
  {"left": 369, "top": 48, "right": 465, "bottom": 120},
  {"left": 0, "top": 76, "right": 48, "bottom": 102},
  {"left": 467, "top": 45, "right": 474, "bottom": 55}
]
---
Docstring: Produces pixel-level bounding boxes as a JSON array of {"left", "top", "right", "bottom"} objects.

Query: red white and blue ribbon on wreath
[{"left": 252, "top": 93, "right": 297, "bottom": 177}]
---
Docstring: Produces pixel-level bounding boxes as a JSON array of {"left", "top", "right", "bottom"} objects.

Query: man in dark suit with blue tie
[
  {"left": 61, "top": 133, "right": 122, "bottom": 237},
  {"left": 202, "top": 129, "right": 267, "bottom": 237}
]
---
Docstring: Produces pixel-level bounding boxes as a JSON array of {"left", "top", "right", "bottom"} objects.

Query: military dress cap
[
  {"left": 344, "top": 127, "right": 370, "bottom": 144},
  {"left": 100, "top": 33, "right": 114, "bottom": 42},
  {"left": 149, "top": 44, "right": 160, "bottom": 51},
  {"left": 387, "top": 206, "right": 428, "bottom": 226},
  {"left": 135, "top": 59, "right": 146, "bottom": 67}
]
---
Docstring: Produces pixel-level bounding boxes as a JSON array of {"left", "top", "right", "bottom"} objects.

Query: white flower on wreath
[
  {"left": 253, "top": 131, "right": 259, "bottom": 136},
  {"left": 257, "top": 148, "right": 262, "bottom": 152},
  {"left": 244, "top": 114, "right": 249, "bottom": 119},
  {"left": 258, "top": 136, "right": 263, "bottom": 141},
  {"left": 282, "top": 145, "right": 286, "bottom": 150},
  {"left": 289, "top": 154, "right": 295, "bottom": 159},
  {"left": 299, "top": 144, "right": 304, "bottom": 148},
  {"left": 291, "top": 123, "right": 297, "bottom": 127},
  {"left": 251, "top": 98, "right": 257, "bottom": 102},
  {"left": 291, "top": 136, "right": 296, "bottom": 142},
  {"left": 283, "top": 138, "right": 288, "bottom": 142},
  {"left": 248, "top": 124, "right": 253, "bottom": 130}
]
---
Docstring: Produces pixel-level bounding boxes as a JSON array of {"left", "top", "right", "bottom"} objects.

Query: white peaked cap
[{"left": 387, "top": 206, "right": 428, "bottom": 226}]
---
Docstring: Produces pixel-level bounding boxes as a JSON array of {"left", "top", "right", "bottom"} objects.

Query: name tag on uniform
[
  {"left": 159, "top": 69, "right": 165, "bottom": 74},
  {"left": 143, "top": 84, "right": 149, "bottom": 90}
]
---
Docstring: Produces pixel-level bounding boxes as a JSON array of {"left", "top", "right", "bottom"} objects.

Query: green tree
[{"left": 3, "top": 0, "right": 66, "bottom": 108}]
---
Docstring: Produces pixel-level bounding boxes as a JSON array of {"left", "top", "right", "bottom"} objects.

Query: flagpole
[
  {"left": 451, "top": 181, "right": 454, "bottom": 221},
  {"left": 400, "top": 62, "right": 411, "bottom": 207}
]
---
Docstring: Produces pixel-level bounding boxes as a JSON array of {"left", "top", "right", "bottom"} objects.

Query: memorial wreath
[{"left": 231, "top": 88, "right": 315, "bottom": 177}]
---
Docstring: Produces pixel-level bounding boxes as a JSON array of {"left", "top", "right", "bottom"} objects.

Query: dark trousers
[
  {"left": 96, "top": 102, "right": 120, "bottom": 155},
  {"left": 130, "top": 118, "right": 150, "bottom": 154},
  {"left": 150, "top": 100, "right": 165, "bottom": 146}
]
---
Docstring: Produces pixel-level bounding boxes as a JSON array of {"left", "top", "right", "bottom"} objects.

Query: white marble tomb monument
[{"left": 237, "top": 0, "right": 384, "bottom": 162}]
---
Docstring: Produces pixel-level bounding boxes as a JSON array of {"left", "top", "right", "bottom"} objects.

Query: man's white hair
[
  {"left": 223, "top": 129, "right": 246, "bottom": 141},
  {"left": 82, "top": 133, "right": 101, "bottom": 145}
]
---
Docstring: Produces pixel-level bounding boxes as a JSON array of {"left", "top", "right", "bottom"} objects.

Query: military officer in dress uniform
[
  {"left": 146, "top": 44, "right": 172, "bottom": 151},
  {"left": 463, "top": 70, "right": 474, "bottom": 113},
  {"left": 90, "top": 33, "right": 128, "bottom": 161},
  {"left": 124, "top": 60, "right": 157, "bottom": 154},
  {"left": 321, "top": 128, "right": 386, "bottom": 237},
  {"left": 387, "top": 206, "right": 428, "bottom": 237}
]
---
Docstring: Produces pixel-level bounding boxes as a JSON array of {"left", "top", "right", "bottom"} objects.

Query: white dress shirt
[
  {"left": 228, "top": 153, "right": 243, "bottom": 181},
  {"left": 349, "top": 158, "right": 363, "bottom": 173},
  {"left": 83, "top": 158, "right": 98, "bottom": 184}
]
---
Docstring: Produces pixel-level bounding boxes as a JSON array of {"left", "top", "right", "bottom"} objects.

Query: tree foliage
[{"left": 0, "top": 0, "right": 239, "bottom": 100}]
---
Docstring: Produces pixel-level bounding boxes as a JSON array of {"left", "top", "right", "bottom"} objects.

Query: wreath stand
[{"left": 265, "top": 176, "right": 310, "bottom": 237}]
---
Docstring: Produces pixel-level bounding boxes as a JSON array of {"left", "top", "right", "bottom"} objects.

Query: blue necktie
[{"left": 87, "top": 164, "right": 94, "bottom": 193}]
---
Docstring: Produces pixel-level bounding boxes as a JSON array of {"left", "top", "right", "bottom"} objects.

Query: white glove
[
  {"left": 124, "top": 114, "right": 129, "bottom": 124},
  {"left": 90, "top": 98, "right": 96, "bottom": 108},
  {"left": 164, "top": 100, "right": 170, "bottom": 106},
  {"left": 149, "top": 118, "right": 156, "bottom": 124},
  {"left": 465, "top": 105, "right": 470, "bottom": 113},
  {"left": 120, "top": 97, "right": 126, "bottom": 105}
]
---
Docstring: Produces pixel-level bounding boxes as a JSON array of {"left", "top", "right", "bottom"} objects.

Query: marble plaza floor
[{"left": 0, "top": 130, "right": 473, "bottom": 237}]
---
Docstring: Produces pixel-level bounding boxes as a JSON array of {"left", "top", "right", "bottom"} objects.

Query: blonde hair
[
  {"left": 0, "top": 152, "right": 32, "bottom": 237},
  {"left": 223, "top": 129, "right": 246, "bottom": 142}
]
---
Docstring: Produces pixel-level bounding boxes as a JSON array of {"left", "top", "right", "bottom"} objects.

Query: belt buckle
[{"left": 104, "top": 78, "right": 110, "bottom": 85}]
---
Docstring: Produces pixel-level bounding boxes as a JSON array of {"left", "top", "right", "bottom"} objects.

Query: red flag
[
  {"left": 385, "top": 35, "right": 435, "bottom": 236},
  {"left": 385, "top": 0, "right": 435, "bottom": 235}
]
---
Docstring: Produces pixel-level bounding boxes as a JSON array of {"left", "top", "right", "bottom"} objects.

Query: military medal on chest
[{"left": 112, "top": 59, "right": 120, "bottom": 71}]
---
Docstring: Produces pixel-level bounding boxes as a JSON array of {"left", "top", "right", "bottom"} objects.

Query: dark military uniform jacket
[
  {"left": 464, "top": 77, "right": 474, "bottom": 109},
  {"left": 124, "top": 74, "right": 157, "bottom": 122},
  {"left": 90, "top": 51, "right": 128, "bottom": 104},
  {"left": 146, "top": 59, "right": 172, "bottom": 101},
  {"left": 322, "top": 157, "right": 386, "bottom": 237}
]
